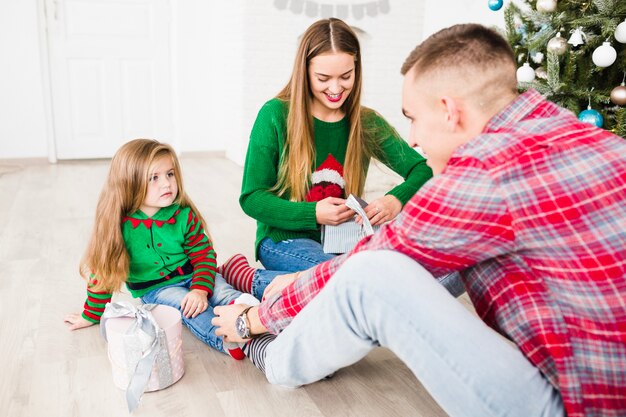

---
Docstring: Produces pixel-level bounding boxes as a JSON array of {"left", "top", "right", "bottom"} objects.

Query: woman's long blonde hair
[
  {"left": 80, "top": 139, "right": 209, "bottom": 292},
  {"left": 275, "top": 18, "right": 381, "bottom": 201}
]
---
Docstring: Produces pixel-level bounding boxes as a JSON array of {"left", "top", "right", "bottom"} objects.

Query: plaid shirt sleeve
[{"left": 259, "top": 160, "right": 516, "bottom": 334}]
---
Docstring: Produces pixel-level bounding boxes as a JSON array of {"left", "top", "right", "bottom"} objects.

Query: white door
[{"left": 45, "top": 0, "right": 173, "bottom": 159}]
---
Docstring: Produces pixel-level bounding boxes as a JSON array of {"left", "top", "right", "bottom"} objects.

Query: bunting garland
[{"left": 274, "top": 0, "right": 391, "bottom": 19}]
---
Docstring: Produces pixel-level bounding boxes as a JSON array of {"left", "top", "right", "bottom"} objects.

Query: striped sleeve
[
  {"left": 81, "top": 275, "right": 112, "bottom": 323},
  {"left": 183, "top": 209, "right": 217, "bottom": 295}
]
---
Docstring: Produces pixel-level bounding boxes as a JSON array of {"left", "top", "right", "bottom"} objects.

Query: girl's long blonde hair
[
  {"left": 275, "top": 18, "right": 381, "bottom": 201},
  {"left": 80, "top": 139, "right": 209, "bottom": 292}
]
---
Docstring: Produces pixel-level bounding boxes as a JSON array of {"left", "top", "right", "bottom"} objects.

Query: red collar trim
[{"left": 123, "top": 209, "right": 180, "bottom": 229}]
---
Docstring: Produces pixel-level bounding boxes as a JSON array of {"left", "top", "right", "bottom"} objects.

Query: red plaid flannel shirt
[{"left": 258, "top": 90, "right": 626, "bottom": 416}]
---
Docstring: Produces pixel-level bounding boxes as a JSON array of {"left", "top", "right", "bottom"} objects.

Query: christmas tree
[{"left": 503, "top": 0, "right": 626, "bottom": 138}]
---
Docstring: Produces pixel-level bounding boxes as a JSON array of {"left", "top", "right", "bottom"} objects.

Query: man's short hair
[{"left": 401, "top": 23, "right": 517, "bottom": 92}]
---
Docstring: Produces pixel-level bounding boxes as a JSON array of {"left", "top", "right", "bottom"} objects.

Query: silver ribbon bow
[
  {"left": 345, "top": 194, "right": 376, "bottom": 236},
  {"left": 101, "top": 302, "right": 173, "bottom": 412}
]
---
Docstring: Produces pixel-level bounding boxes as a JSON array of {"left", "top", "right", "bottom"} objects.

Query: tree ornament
[
  {"left": 578, "top": 91, "right": 603, "bottom": 128},
  {"left": 516, "top": 62, "right": 535, "bottom": 83},
  {"left": 488, "top": 0, "right": 503, "bottom": 11},
  {"left": 610, "top": 74, "right": 626, "bottom": 106},
  {"left": 591, "top": 41, "right": 617, "bottom": 67},
  {"left": 578, "top": 107, "right": 603, "bottom": 127},
  {"left": 536, "top": 0, "right": 557, "bottom": 13},
  {"left": 531, "top": 51, "right": 544, "bottom": 64},
  {"left": 547, "top": 32, "right": 568, "bottom": 55},
  {"left": 611, "top": 84, "right": 626, "bottom": 106},
  {"left": 615, "top": 19, "right": 626, "bottom": 43},
  {"left": 535, "top": 66, "right": 548, "bottom": 79},
  {"left": 567, "top": 27, "right": 586, "bottom": 47}
]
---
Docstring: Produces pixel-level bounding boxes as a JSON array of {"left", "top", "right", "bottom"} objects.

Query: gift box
[
  {"left": 101, "top": 302, "right": 184, "bottom": 411},
  {"left": 321, "top": 195, "right": 380, "bottom": 254}
]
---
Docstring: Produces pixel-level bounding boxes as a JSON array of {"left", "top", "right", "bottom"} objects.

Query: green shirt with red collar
[{"left": 82, "top": 204, "right": 217, "bottom": 323}]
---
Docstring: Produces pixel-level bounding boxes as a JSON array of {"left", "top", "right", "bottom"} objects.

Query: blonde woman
[
  {"left": 64, "top": 139, "right": 249, "bottom": 359},
  {"left": 238, "top": 18, "right": 432, "bottom": 275}
]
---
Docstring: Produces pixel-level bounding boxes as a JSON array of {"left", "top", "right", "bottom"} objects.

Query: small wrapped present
[
  {"left": 101, "top": 302, "right": 184, "bottom": 412},
  {"left": 322, "top": 194, "right": 380, "bottom": 254}
]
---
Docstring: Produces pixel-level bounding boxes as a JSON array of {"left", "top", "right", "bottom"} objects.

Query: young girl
[{"left": 64, "top": 138, "right": 248, "bottom": 359}]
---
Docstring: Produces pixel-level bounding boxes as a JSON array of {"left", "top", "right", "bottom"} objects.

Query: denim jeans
[
  {"left": 140, "top": 274, "right": 240, "bottom": 354},
  {"left": 258, "top": 238, "right": 337, "bottom": 272},
  {"left": 252, "top": 269, "right": 289, "bottom": 301},
  {"left": 264, "top": 250, "right": 565, "bottom": 417},
  {"left": 257, "top": 237, "right": 465, "bottom": 299}
]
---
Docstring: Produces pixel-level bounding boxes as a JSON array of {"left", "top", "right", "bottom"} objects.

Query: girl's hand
[
  {"left": 356, "top": 195, "right": 402, "bottom": 226},
  {"left": 64, "top": 313, "right": 96, "bottom": 331},
  {"left": 181, "top": 289, "right": 209, "bottom": 318},
  {"left": 263, "top": 272, "right": 300, "bottom": 300},
  {"left": 315, "top": 197, "right": 355, "bottom": 225}
]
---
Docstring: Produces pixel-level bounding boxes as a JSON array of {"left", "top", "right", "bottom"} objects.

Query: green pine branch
[{"left": 504, "top": 0, "right": 626, "bottom": 138}]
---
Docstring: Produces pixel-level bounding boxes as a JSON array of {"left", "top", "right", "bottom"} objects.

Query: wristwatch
[{"left": 235, "top": 306, "right": 255, "bottom": 339}]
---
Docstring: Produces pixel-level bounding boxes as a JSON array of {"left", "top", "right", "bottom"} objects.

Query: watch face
[{"left": 235, "top": 315, "right": 247, "bottom": 338}]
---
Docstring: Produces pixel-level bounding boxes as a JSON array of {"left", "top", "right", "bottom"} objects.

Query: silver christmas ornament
[
  {"left": 547, "top": 32, "right": 568, "bottom": 55},
  {"left": 535, "top": 67, "right": 548, "bottom": 80},
  {"left": 610, "top": 83, "right": 626, "bottom": 106},
  {"left": 536, "top": 0, "right": 557, "bottom": 13}
]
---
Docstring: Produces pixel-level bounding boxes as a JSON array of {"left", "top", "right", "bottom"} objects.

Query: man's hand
[
  {"left": 212, "top": 304, "right": 268, "bottom": 343},
  {"left": 263, "top": 272, "right": 299, "bottom": 300}
]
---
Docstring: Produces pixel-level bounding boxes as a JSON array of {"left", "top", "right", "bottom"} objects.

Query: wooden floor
[{"left": 0, "top": 154, "right": 470, "bottom": 417}]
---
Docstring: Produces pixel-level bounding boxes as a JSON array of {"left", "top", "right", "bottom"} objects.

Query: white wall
[
  {"left": 0, "top": 0, "right": 507, "bottom": 161},
  {"left": 0, "top": 0, "right": 49, "bottom": 159}
]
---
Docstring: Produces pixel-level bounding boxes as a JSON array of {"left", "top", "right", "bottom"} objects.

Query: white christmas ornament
[
  {"left": 616, "top": 19, "right": 626, "bottom": 44},
  {"left": 568, "top": 27, "right": 586, "bottom": 46},
  {"left": 531, "top": 51, "right": 545, "bottom": 64},
  {"left": 536, "top": 0, "right": 557, "bottom": 13},
  {"left": 592, "top": 42, "right": 617, "bottom": 67},
  {"left": 516, "top": 63, "right": 536, "bottom": 83}
]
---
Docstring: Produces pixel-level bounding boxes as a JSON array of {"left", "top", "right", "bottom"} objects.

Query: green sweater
[
  {"left": 81, "top": 204, "right": 217, "bottom": 323},
  {"left": 240, "top": 98, "right": 432, "bottom": 257}
]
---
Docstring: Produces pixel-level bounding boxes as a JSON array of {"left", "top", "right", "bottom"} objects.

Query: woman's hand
[
  {"left": 181, "top": 289, "right": 209, "bottom": 318},
  {"left": 316, "top": 197, "right": 355, "bottom": 225},
  {"left": 357, "top": 195, "right": 402, "bottom": 226},
  {"left": 263, "top": 272, "right": 299, "bottom": 300},
  {"left": 64, "top": 313, "right": 96, "bottom": 331}
]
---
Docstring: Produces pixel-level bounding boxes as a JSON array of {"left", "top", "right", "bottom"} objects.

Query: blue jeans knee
[{"left": 258, "top": 238, "right": 336, "bottom": 272}]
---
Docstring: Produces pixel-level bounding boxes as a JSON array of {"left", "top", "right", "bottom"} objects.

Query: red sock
[{"left": 219, "top": 254, "right": 255, "bottom": 294}]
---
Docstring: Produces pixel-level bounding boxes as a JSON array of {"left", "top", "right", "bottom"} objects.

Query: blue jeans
[
  {"left": 264, "top": 250, "right": 565, "bottom": 417},
  {"left": 254, "top": 238, "right": 337, "bottom": 301},
  {"left": 257, "top": 237, "right": 465, "bottom": 299},
  {"left": 252, "top": 269, "right": 289, "bottom": 301},
  {"left": 140, "top": 274, "right": 240, "bottom": 354},
  {"left": 258, "top": 238, "right": 336, "bottom": 272}
]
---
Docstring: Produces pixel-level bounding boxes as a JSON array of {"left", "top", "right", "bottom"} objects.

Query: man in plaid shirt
[{"left": 214, "top": 24, "right": 626, "bottom": 416}]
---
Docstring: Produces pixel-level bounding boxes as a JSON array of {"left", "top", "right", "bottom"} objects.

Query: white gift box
[
  {"left": 321, "top": 195, "right": 380, "bottom": 254},
  {"left": 102, "top": 303, "right": 184, "bottom": 411}
]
